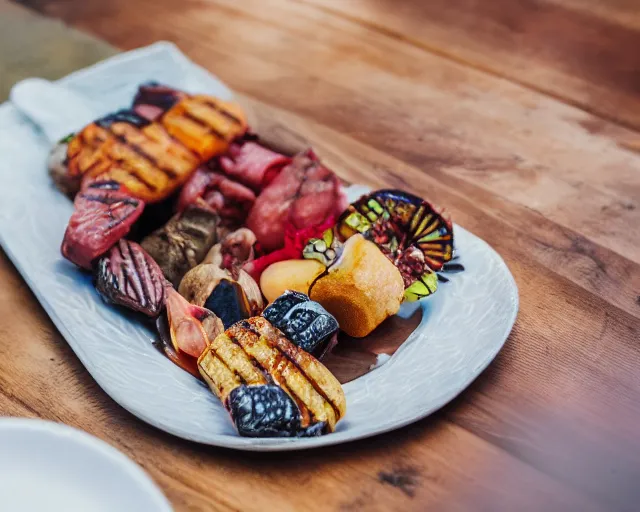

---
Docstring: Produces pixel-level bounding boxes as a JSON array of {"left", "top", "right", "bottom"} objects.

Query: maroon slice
[
  {"left": 61, "top": 181, "right": 145, "bottom": 269},
  {"left": 95, "top": 239, "right": 165, "bottom": 317},
  {"left": 245, "top": 149, "right": 348, "bottom": 252},
  {"left": 132, "top": 82, "right": 186, "bottom": 121},
  {"left": 219, "top": 141, "right": 291, "bottom": 191},
  {"left": 176, "top": 167, "right": 256, "bottom": 227}
]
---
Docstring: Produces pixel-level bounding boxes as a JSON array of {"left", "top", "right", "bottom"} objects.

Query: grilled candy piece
[
  {"left": 95, "top": 239, "right": 165, "bottom": 317},
  {"left": 337, "top": 189, "right": 453, "bottom": 299},
  {"left": 64, "top": 110, "right": 198, "bottom": 201},
  {"left": 198, "top": 316, "right": 346, "bottom": 436},
  {"left": 309, "top": 235, "right": 405, "bottom": 338},
  {"left": 61, "top": 181, "right": 144, "bottom": 269},
  {"left": 262, "top": 291, "right": 338, "bottom": 358},
  {"left": 59, "top": 93, "right": 248, "bottom": 202},
  {"left": 141, "top": 206, "right": 219, "bottom": 287}
]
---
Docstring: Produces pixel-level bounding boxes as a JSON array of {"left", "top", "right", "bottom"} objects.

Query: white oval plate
[
  {"left": 0, "top": 418, "right": 171, "bottom": 511},
  {"left": 0, "top": 42, "right": 518, "bottom": 451}
]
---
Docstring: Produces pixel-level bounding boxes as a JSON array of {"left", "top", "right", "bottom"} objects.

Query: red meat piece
[
  {"left": 177, "top": 168, "right": 256, "bottom": 226},
  {"left": 243, "top": 215, "right": 336, "bottom": 282},
  {"left": 219, "top": 141, "right": 291, "bottom": 191},
  {"left": 245, "top": 149, "right": 347, "bottom": 252},
  {"left": 61, "top": 181, "right": 145, "bottom": 269}
]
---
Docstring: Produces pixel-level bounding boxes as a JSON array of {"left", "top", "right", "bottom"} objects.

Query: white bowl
[{"left": 0, "top": 418, "right": 171, "bottom": 512}]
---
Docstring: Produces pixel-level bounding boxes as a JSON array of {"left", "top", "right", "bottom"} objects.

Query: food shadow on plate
[{"left": 322, "top": 301, "right": 431, "bottom": 384}]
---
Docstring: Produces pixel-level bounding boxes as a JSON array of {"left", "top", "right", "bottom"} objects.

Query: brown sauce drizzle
[{"left": 322, "top": 307, "right": 423, "bottom": 384}]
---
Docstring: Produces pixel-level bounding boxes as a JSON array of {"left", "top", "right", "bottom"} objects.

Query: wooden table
[{"left": 2, "top": 0, "right": 640, "bottom": 510}]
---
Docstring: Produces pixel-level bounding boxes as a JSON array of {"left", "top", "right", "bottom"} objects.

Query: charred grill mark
[
  {"left": 201, "top": 99, "right": 243, "bottom": 125},
  {"left": 105, "top": 201, "right": 137, "bottom": 231},
  {"left": 199, "top": 346, "right": 244, "bottom": 397},
  {"left": 108, "top": 128, "right": 179, "bottom": 180},
  {"left": 255, "top": 320, "right": 341, "bottom": 421},
  {"left": 126, "top": 242, "right": 149, "bottom": 308},
  {"left": 238, "top": 320, "right": 262, "bottom": 338},
  {"left": 212, "top": 346, "right": 248, "bottom": 386},
  {"left": 280, "top": 381, "right": 313, "bottom": 427},
  {"left": 78, "top": 193, "right": 140, "bottom": 208},
  {"left": 222, "top": 331, "right": 264, "bottom": 385},
  {"left": 263, "top": 343, "right": 314, "bottom": 425},
  {"left": 227, "top": 327, "right": 314, "bottom": 426},
  {"left": 156, "top": 124, "right": 200, "bottom": 160},
  {"left": 182, "top": 111, "right": 226, "bottom": 140},
  {"left": 112, "top": 157, "right": 158, "bottom": 191},
  {"left": 278, "top": 344, "right": 341, "bottom": 421},
  {"left": 80, "top": 157, "right": 108, "bottom": 176}
]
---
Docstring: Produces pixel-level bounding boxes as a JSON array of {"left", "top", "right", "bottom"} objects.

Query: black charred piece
[
  {"left": 262, "top": 291, "right": 339, "bottom": 358},
  {"left": 226, "top": 385, "right": 326, "bottom": 438},
  {"left": 441, "top": 262, "right": 465, "bottom": 273},
  {"left": 203, "top": 279, "right": 251, "bottom": 329},
  {"left": 85, "top": 180, "right": 121, "bottom": 191},
  {"left": 262, "top": 291, "right": 308, "bottom": 325},
  {"left": 95, "top": 109, "right": 150, "bottom": 129}
]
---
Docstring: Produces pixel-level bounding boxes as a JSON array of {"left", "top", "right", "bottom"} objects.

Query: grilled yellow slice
[{"left": 197, "top": 317, "right": 346, "bottom": 432}]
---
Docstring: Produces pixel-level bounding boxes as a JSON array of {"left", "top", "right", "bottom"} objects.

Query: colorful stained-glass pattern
[
  {"left": 338, "top": 189, "right": 455, "bottom": 296},
  {"left": 404, "top": 271, "right": 439, "bottom": 302}
]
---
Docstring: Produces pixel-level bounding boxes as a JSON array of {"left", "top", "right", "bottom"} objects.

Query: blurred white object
[
  {"left": 0, "top": 418, "right": 172, "bottom": 512},
  {"left": 10, "top": 78, "right": 98, "bottom": 143}
]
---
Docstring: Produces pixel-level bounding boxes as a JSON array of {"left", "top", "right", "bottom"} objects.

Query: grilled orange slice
[
  {"left": 64, "top": 95, "right": 248, "bottom": 202},
  {"left": 162, "top": 95, "right": 248, "bottom": 161}
]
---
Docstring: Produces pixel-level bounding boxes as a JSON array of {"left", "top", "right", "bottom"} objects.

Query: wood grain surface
[{"left": 3, "top": 0, "right": 640, "bottom": 510}]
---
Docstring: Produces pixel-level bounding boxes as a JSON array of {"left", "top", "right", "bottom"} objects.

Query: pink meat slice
[
  {"left": 245, "top": 149, "right": 348, "bottom": 252},
  {"left": 61, "top": 182, "right": 145, "bottom": 269},
  {"left": 219, "top": 141, "right": 291, "bottom": 191},
  {"left": 177, "top": 168, "right": 256, "bottom": 226}
]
